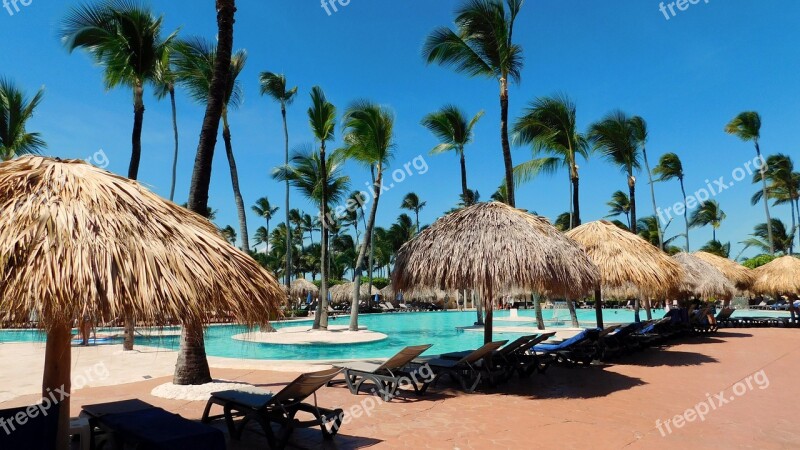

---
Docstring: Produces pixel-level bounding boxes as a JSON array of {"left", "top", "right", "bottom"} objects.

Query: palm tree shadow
[
  {"left": 496, "top": 367, "right": 646, "bottom": 399},
  {"left": 613, "top": 350, "right": 718, "bottom": 367}
]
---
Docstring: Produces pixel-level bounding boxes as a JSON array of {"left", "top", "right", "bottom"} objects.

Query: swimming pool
[{"left": 0, "top": 308, "right": 789, "bottom": 360}]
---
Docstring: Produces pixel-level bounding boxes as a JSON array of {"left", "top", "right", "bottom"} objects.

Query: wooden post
[
  {"left": 594, "top": 288, "right": 604, "bottom": 329},
  {"left": 484, "top": 283, "right": 493, "bottom": 345},
  {"left": 43, "top": 321, "right": 72, "bottom": 450}
]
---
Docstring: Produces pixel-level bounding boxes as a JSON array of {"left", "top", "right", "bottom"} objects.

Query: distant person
[{"left": 79, "top": 304, "right": 92, "bottom": 346}]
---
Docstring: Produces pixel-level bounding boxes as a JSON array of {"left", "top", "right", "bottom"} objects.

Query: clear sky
[{"left": 2, "top": 0, "right": 799, "bottom": 259}]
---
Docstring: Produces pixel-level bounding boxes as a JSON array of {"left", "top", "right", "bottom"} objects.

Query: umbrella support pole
[
  {"left": 594, "top": 289, "right": 603, "bottom": 329},
  {"left": 43, "top": 321, "right": 72, "bottom": 450}
]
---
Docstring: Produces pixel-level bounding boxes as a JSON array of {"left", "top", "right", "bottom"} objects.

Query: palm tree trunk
[
  {"left": 459, "top": 149, "right": 469, "bottom": 199},
  {"left": 415, "top": 210, "right": 420, "bottom": 234},
  {"left": 499, "top": 77, "right": 515, "bottom": 207},
  {"left": 679, "top": 177, "right": 690, "bottom": 252},
  {"left": 789, "top": 200, "right": 796, "bottom": 255},
  {"left": 177, "top": 0, "right": 236, "bottom": 387},
  {"left": 643, "top": 147, "right": 663, "bottom": 248},
  {"left": 282, "top": 104, "right": 292, "bottom": 286},
  {"left": 571, "top": 170, "right": 581, "bottom": 228},
  {"left": 129, "top": 84, "right": 145, "bottom": 180},
  {"left": 168, "top": 85, "right": 179, "bottom": 201},
  {"left": 755, "top": 141, "right": 775, "bottom": 254},
  {"left": 645, "top": 298, "right": 653, "bottom": 320},
  {"left": 533, "top": 293, "right": 545, "bottom": 330},
  {"left": 634, "top": 298, "right": 641, "bottom": 323},
  {"left": 795, "top": 199, "right": 800, "bottom": 251},
  {"left": 367, "top": 167, "right": 376, "bottom": 296},
  {"left": 350, "top": 168, "right": 383, "bottom": 331},
  {"left": 629, "top": 175, "right": 638, "bottom": 234},
  {"left": 567, "top": 299, "right": 579, "bottom": 327},
  {"left": 483, "top": 285, "right": 494, "bottom": 345},
  {"left": 222, "top": 115, "right": 250, "bottom": 253},
  {"left": 475, "top": 290, "right": 484, "bottom": 325},
  {"left": 317, "top": 143, "right": 330, "bottom": 330}
]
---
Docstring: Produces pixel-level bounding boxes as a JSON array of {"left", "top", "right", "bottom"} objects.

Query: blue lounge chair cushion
[
  {"left": 98, "top": 407, "right": 226, "bottom": 450},
  {"left": 533, "top": 330, "right": 589, "bottom": 352},
  {"left": 0, "top": 403, "right": 59, "bottom": 450}
]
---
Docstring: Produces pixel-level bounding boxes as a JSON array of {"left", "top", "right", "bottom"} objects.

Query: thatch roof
[
  {"left": 565, "top": 220, "right": 683, "bottom": 298},
  {"left": 329, "top": 282, "right": 380, "bottom": 302},
  {"left": 290, "top": 278, "right": 318, "bottom": 297},
  {"left": 392, "top": 202, "right": 598, "bottom": 298},
  {"left": 752, "top": 256, "right": 800, "bottom": 295},
  {"left": 0, "top": 156, "right": 284, "bottom": 328},
  {"left": 672, "top": 253, "right": 736, "bottom": 300},
  {"left": 692, "top": 251, "right": 754, "bottom": 291},
  {"left": 380, "top": 284, "right": 452, "bottom": 301}
]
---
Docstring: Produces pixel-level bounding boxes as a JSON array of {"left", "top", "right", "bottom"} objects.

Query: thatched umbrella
[
  {"left": 0, "top": 157, "right": 283, "bottom": 448},
  {"left": 393, "top": 202, "right": 598, "bottom": 343},
  {"left": 290, "top": 278, "right": 319, "bottom": 299},
  {"left": 330, "top": 282, "right": 379, "bottom": 303},
  {"left": 672, "top": 253, "right": 736, "bottom": 301},
  {"left": 693, "top": 251, "right": 754, "bottom": 291},
  {"left": 752, "top": 256, "right": 800, "bottom": 295},
  {"left": 566, "top": 220, "right": 683, "bottom": 326}
]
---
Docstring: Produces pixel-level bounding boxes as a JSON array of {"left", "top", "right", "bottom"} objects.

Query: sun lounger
[
  {"left": 202, "top": 368, "right": 343, "bottom": 449},
  {"left": 533, "top": 329, "right": 602, "bottom": 366},
  {"left": 414, "top": 340, "right": 508, "bottom": 392},
  {"left": 383, "top": 302, "right": 397, "bottom": 312},
  {"left": 439, "top": 333, "right": 557, "bottom": 377},
  {"left": 331, "top": 344, "right": 433, "bottom": 401},
  {"left": 0, "top": 403, "right": 60, "bottom": 450}
]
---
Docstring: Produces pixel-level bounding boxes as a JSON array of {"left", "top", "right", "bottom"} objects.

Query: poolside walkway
[{"left": 3, "top": 328, "right": 799, "bottom": 449}]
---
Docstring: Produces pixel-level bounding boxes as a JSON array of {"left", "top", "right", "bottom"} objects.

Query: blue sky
[{"left": 2, "top": 0, "right": 799, "bottom": 259}]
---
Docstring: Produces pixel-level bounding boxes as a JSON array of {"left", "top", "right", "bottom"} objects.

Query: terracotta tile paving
[{"left": 5, "top": 328, "right": 800, "bottom": 449}]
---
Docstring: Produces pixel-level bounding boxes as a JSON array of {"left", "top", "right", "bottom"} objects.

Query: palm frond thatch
[
  {"left": 0, "top": 156, "right": 283, "bottom": 328},
  {"left": 751, "top": 255, "right": 800, "bottom": 295},
  {"left": 565, "top": 220, "right": 683, "bottom": 297},
  {"left": 672, "top": 253, "right": 736, "bottom": 300},
  {"left": 289, "top": 278, "right": 318, "bottom": 298},
  {"left": 692, "top": 251, "right": 754, "bottom": 291},
  {"left": 392, "top": 202, "right": 598, "bottom": 298},
  {"left": 329, "top": 282, "right": 379, "bottom": 302}
]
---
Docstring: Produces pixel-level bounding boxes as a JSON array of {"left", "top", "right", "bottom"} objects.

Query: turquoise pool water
[{"left": 0, "top": 308, "right": 788, "bottom": 360}]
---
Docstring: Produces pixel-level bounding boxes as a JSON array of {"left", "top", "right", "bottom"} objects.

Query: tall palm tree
[
  {"left": 252, "top": 197, "right": 279, "bottom": 249},
  {"left": 175, "top": 0, "right": 236, "bottom": 386},
  {"left": 153, "top": 43, "right": 180, "bottom": 201},
  {"left": 421, "top": 105, "right": 483, "bottom": 200},
  {"left": 260, "top": 72, "right": 298, "bottom": 285},
  {"left": 653, "top": 152, "right": 690, "bottom": 251},
  {"left": 0, "top": 78, "right": 46, "bottom": 161},
  {"left": 725, "top": 111, "right": 774, "bottom": 254},
  {"left": 513, "top": 94, "right": 589, "bottom": 228},
  {"left": 401, "top": 192, "right": 426, "bottom": 233},
  {"left": 423, "top": 0, "right": 524, "bottom": 207},
  {"left": 61, "top": 0, "right": 177, "bottom": 180},
  {"left": 690, "top": 200, "right": 726, "bottom": 241},
  {"left": 253, "top": 226, "right": 269, "bottom": 246},
  {"left": 589, "top": 111, "right": 642, "bottom": 234},
  {"left": 172, "top": 38, "right": 251, "bottom": 252},
  {"left": 752, "top": 154, "right": 800, "bottom": 254},
  {"left": 341, "top": 101, "right": 395, "bottom": 331},
  {"left": 630, "top": 116, "right": 663, "bottom": 248},
  {"left": 605, "top": 190, "right": 631, "bottom": 228},
  {"left": 699, "top": 240, "right": 731, "bottom": 258},
  {"left": 742, "top": 219, "right": 795, "bottom": 255}
]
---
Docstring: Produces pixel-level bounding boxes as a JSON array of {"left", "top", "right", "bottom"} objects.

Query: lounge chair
[
  {"left": 413, "top": 340, "right": 508, "bottom": 392},
  {"left": 532, "top": 329, "right": 602, "bottom": 366},
  {"left": 331, "top": 344, "right": 433, "bottom": 401},
  {"left": 383, "top": 302, "right": 397, "bottom": 312},
  {"left": 0, "top": 403, "right": 60, "bottom": 450},
  {"left": 439, "top": 333, "right": 557, "bottom": 378},
  {"left": 202, "top": 368, "right": 344, "bottom": 449}
]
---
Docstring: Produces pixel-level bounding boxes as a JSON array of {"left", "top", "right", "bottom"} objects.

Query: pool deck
[{"left": 2, "top": 328, "right": 799, "bottom": 449}]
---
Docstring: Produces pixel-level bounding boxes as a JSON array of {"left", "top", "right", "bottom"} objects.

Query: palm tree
[
  {"left": 690, "top": 200, "right": 726, "bottom": 241},
  {"left": 61, "top": 0, "right": 177, "bottom": 180},
  {"left": 252, "top": 197, "right": 279, "bottom": 249},
  {"left": 513, "top": 94, "right": 589, "bottom": 228},
  {"left": 553, "top": 212, "right": 571, "bottom": 232},
  {"left": 699, "top": 240, "right": 731, "bottom": 258},
  {"left": 341, "top": 101, "right": 395, "bottom": 331},
  {"left": 421, "top": 105, "right": 483, "bottom": 200},
  {"left": 401, "top": 192, "right": 426, "bottom": 233},
  {"left": 630, "top": 116, "right": 663, "bottom": 248},
  {"left": 638, "top": 216, "right": 681, "bottom": 254},
  {"left": 260, "top": 72, "right": 298, "bottom": 285},
  {"left": 221, "top": 225, "right": 237, "bottom": 245},
  {"left": 0, "top": 78, "right": 46, "bottom": 161},
  {"left": 752, "top": 154, "right": 799, "bottom": 254},
  {"left": 725, "top": 111, "right": 774, "bottom": 254},
  {"left": 605, "top": 190, "right": 631, "bottom": 228},
  {"left": 742, "top": 219, "right": 795, "bottom": 255},
  {"left": 153, "top": 43, "right": 180, "bottom": 201},
  {"left": 172, "top": 38, "right": 250, "bottom": 252},
  {"left": 490, "top": 183, "right": 508, "bottom": 204},
  {"left": 653, "top": 152, "right": 690, "bottom": 251},
  {"left": 589, "top": 111, "right": 642, "bottom": 233},
  {"left": 423, "top": 0, "right": 524, "bottom": 207},
  {"left": 174, "top": 0, "right": 236, "bottom": 386},
  {"left": 253, "top": 226, "right": 269, "bottom": 247}
]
